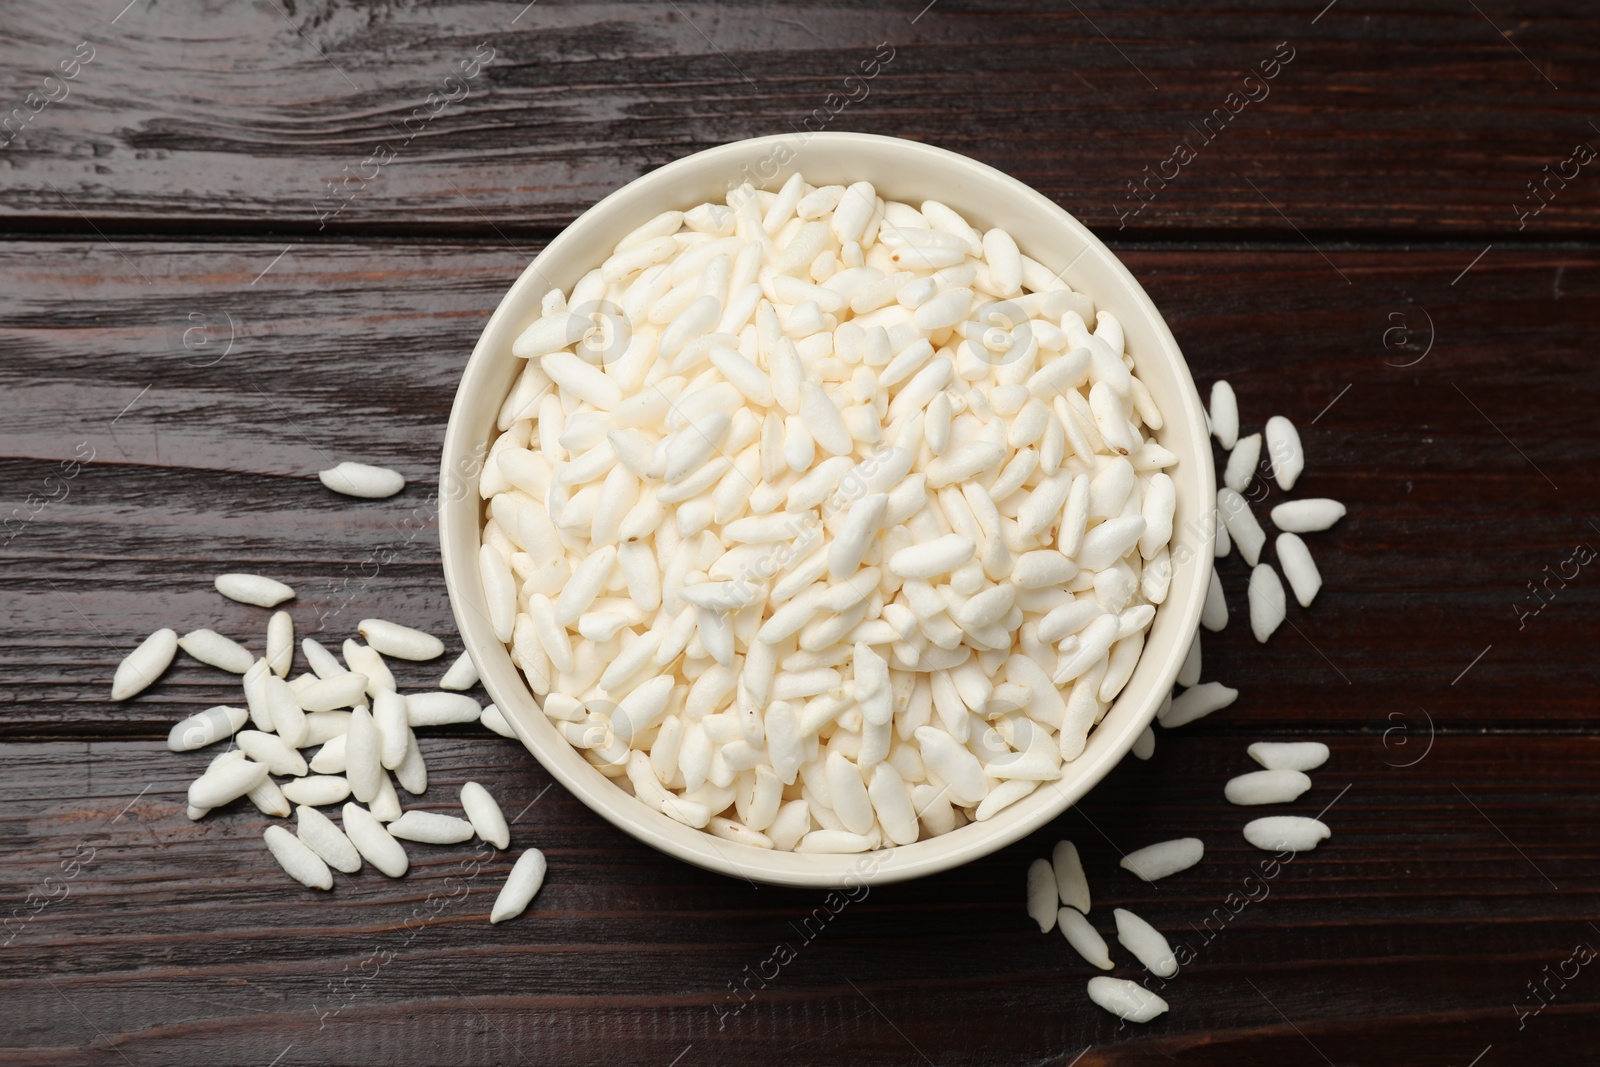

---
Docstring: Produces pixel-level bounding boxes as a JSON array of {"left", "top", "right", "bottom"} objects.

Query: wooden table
[{"left": 4, "top": 2, "right": 1598, "bottom": 1063}]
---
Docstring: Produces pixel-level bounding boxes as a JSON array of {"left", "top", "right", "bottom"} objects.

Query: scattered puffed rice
[
  {"left": 1027, "top": 857, "right": 1058, "bottom": 933},
  {"left": 1224, "top": 769, "right": 1311, "bottom": 806},
  {"left": 282, "top": 775, "right": 351, "bottom": 807},
  {"left": 1052, "top": 840, "right": 1091, "bottom": 914},
  {"left": 407, "top": 692, "right": 482, "bottom": 727},
  {"left": 1209, "top": 380, "right": 1239, "bottom": 449},
  {"left": 393, "top": 733, "right": 428, "bottom": 795},
  {"left": 345, "top": 706, "right": 384, "bottom": 804},
  {"left": 369, "top": 772, "right": 403, "bottom": 822},
  {"left": 342, "top": 640, "right": 394, "bottom": 698},
  {"left": 1264, "top": 415, "right": 1303, "bottom": 491},
  {"left": 461, "top": 781, "right": 510, "bottom": 848},
  {"left": 490, "top": 848, "right": 547, "bottom": 923},
  {"left": 167, "top": 706, "right": 248, "bottom": 752},
  {"left": 1177, "top": 632, "right": 1201, "bottom": 688},
  {"left": 264, "top": 825, "right": 333, "bottom": 890},
  {"left": 247, "top": 773, "right": 292, "bottom": 817},
  {"left": 439, "top": 650, "right": 479, "bottom": 690},
  {"left": 1057, "top": 907, "right": 1113, "bottom": 970},
  {"left": 388, "top": 810, "right": 476, "bottom": 844},
  {"left": 112, "top": 628, "right": 177, "bottom": 701},
  {"left": 1247, "top": 563, "right": 1286, "bottom": 643},
  {"left": 302, "top": 638, "right": 346, "bottom": 679},
  {"left": 373, "top": 690, "right": 411, "bottom": 770},
  {"left": 299, "top": 672, "right": 368, "bottom": 713},
  {"left": 241, "top": 661, "right": 270, "bottom": 730},
  {"left": 1114, "top": 907, "right": 1177, "bottom": 977},
  {"left": 214, "top": 572, "right": 295, "bottom": 608},
  {"left": 309, "top": 734, "right": 346, "bottom": 774},
  {"left": 1248, "top": 741, "right": 1329, "bottom": 772},
  {"left": 266, "top": 611, "right": 294, "bottom": 678},
  {"left": 359, "top": 618, "right": 445, "bottom": 661},
  {"left": 318, "top": 461, "right": 405, "bottom": 499},
  {"left": 1243, "top": 815, "right": 1330, "bottom": 852},
  {"left": 342, "top": 802, "right": 409, "bottom": 877},
  {"left": 1218, "top": 487, "right": 1266, "bottom": 567},
  {"left": 265, "top": 675, "right": 309, "bottom": 747},
  {"left": 188, "top": 756, "right": 268, "bottom": 813},
  {"left": 1087, "top": 976, "right": 1168, "bottom": 1023},
  {"left": 480, "top": 703, "right": 517, "bottom": 739},
  {"left": 1130, "top": 725, "right": 1155, "bottom": 761},
  {"left": 1159, "top": 682, "right": 1237, "bottom": 728},
  {"left": 1201, "top": 568, "right": 1229, "bottom": 632},
  {"left": 303, "top": 710, "right": 352, "bottom": 747},
  {"left": 1270, "top": 497, "right": 1345, "bottom": 533},
  {"left": 1275, "top": 533, "right": 1322, "bottom": 607},
  {"left": 1224, "top": 432, "right": 1261, "bottom": 493},
  {"left": 1120, "top": 837, "right": 1203, "bottom": 882},
  {"left": 296, "top": 805, "right": 362, "bottom": 873},
  {"left": 177, "top": 628, "right": 255, "bottom": 674},
  {"left": 237, "top": 729, "right": 308, "bottom": 777}
]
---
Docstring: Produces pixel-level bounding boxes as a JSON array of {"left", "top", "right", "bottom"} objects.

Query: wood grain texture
[
  {"left": 4, "top": 4, "right": 1600, "bottom": 1061},
  {"left": 2, "top": 241, "right": 1595, "bottom": 1063},
  {"left": 4, "top": 736, "right": 1599, "bottom": 1065},
  {"left": 1, "top": 2, "right": 1598, "bottom": 237}
]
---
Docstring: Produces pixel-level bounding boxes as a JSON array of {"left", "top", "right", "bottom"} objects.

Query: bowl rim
[{"left": 440, "top": 132, "right": 1215, "bottom": 888}]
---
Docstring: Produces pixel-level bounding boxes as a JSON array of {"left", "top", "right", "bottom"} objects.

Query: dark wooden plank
[
  {"left": 3, "top": 735, "right": 1597, "bottom": 1065},
  {"left": 2, "top": 2, "right": 1598, "bottom": 237},
  {"left": 1, "top": 240, "right": 1596, "bottom": 738}
]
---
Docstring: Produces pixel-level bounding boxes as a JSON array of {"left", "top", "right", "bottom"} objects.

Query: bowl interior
[{"left": 440, "top": 133, "right": 1215, "bottom": 888}]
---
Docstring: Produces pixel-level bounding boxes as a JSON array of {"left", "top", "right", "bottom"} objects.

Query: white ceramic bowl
[{"left": 440, "top": 133, "right": 1215, "bottom": 888}]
